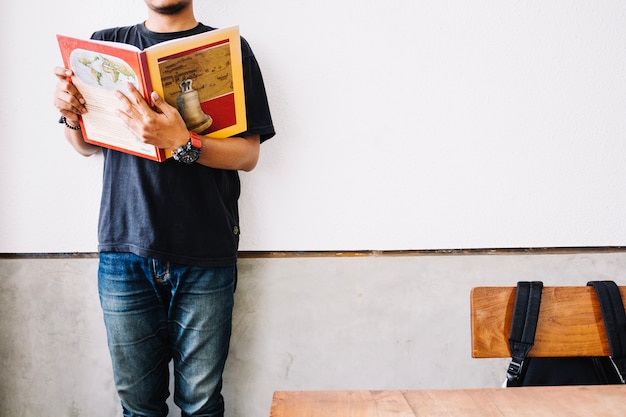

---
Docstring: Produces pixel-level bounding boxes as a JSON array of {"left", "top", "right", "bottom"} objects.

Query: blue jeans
[{"left": 98, "top": 252, "right": 236, "bottom": 417}]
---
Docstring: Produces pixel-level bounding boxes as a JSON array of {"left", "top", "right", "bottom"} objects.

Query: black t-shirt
[{"left": 92, "top": 23, "right": 275, "bottom": 266}]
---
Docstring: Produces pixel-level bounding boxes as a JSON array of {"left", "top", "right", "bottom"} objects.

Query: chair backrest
[{"left": 470, "top": 285, "right": 626, "bottom": 358}]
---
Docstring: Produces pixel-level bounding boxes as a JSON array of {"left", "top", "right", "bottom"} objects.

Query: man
[{"left": 52, "top": 1, "right": 275, "bottom": 416}]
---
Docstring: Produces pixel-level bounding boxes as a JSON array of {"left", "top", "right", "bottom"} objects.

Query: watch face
[
  {"left": 173, "top": 140, "right": 201, "bottom": 164},
  {"left": 179, "top": 148, "right": 201, "bottom": 164}
]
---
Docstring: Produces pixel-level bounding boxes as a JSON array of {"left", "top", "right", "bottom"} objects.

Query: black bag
[{"left": 506, "top": 280, "right": 626, "bottom": 387}]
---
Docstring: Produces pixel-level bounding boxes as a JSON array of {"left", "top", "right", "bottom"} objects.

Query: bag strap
[
  {"left": 587, "top": 280, "right": 626, "bottom": 381},
  {"left": 506, "top": 281, "right": 543, "bottom": 386}
]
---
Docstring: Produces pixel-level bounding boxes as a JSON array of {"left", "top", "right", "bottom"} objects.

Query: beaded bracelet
[{"left": 59, "top": 116, "right": 81, "bottom": 130}]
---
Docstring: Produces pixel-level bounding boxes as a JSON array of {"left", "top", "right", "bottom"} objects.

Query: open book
[{"left": 57, "top": 26, "right": 246, "bottom": 161}]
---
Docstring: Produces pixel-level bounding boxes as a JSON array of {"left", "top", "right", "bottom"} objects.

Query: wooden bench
[
  {"left": 470, "top": 285, "right": 626, "bottom": 358},
  {"left": 270, "top": 386, "right": 626, "bottom": 417}
]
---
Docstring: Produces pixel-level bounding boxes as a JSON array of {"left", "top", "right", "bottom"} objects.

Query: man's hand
[
  {"left": 53, "top": 66, "right": 87, "bottom": 125},
  {"left": 52, "top": 66, "right": 99, "bottom": 156},
  {"left": 115, "top": 83, "right": 189, "bottom": 151}
]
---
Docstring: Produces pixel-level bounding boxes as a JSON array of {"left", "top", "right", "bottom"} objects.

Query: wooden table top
[{"left": 270, "top": 385, "right": 626, "bottom": 417}]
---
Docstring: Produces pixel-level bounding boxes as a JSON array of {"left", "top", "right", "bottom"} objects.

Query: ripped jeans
[{"left": 98, "top": 252, "right": 236, "bottom": 417}]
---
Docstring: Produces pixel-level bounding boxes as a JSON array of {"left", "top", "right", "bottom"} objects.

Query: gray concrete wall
[{"left": 2, "top": 252, "right": 626, "bottom": 417}]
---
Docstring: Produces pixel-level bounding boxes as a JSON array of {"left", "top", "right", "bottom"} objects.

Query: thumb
[
  {"left": 150, "top": 91, "right": 176, "bottom": 115},
  {"left": 151, "top": 90, "right": 164, "bottom": 106}
]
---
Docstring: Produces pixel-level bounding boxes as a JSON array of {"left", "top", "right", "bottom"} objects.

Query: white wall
[{"left": 2, "top": 1, "right": 626, "bottom": 253}]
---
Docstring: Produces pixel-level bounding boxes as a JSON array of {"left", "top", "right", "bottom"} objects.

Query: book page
[
  {"left": 158, "top": 42, "right": 233, "bottom": 134},
  {"left": 145, "top": 26, "right": 246, "bottom": 139},
  {"left": 69, "top": 48, "right": 158, "bottom": 158}
]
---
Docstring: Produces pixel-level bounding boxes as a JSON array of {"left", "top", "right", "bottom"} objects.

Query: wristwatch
[{"left": 172, "top": 131, "right": 202, "bottom": 164}]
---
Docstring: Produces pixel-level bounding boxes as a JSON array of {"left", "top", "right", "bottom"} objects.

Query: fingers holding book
[
  {"left": 53, "top": 66, "right": 87, "bottom": 123},
  {"left": 115, "top": 82, "right": 188, "bottom": 150}
]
